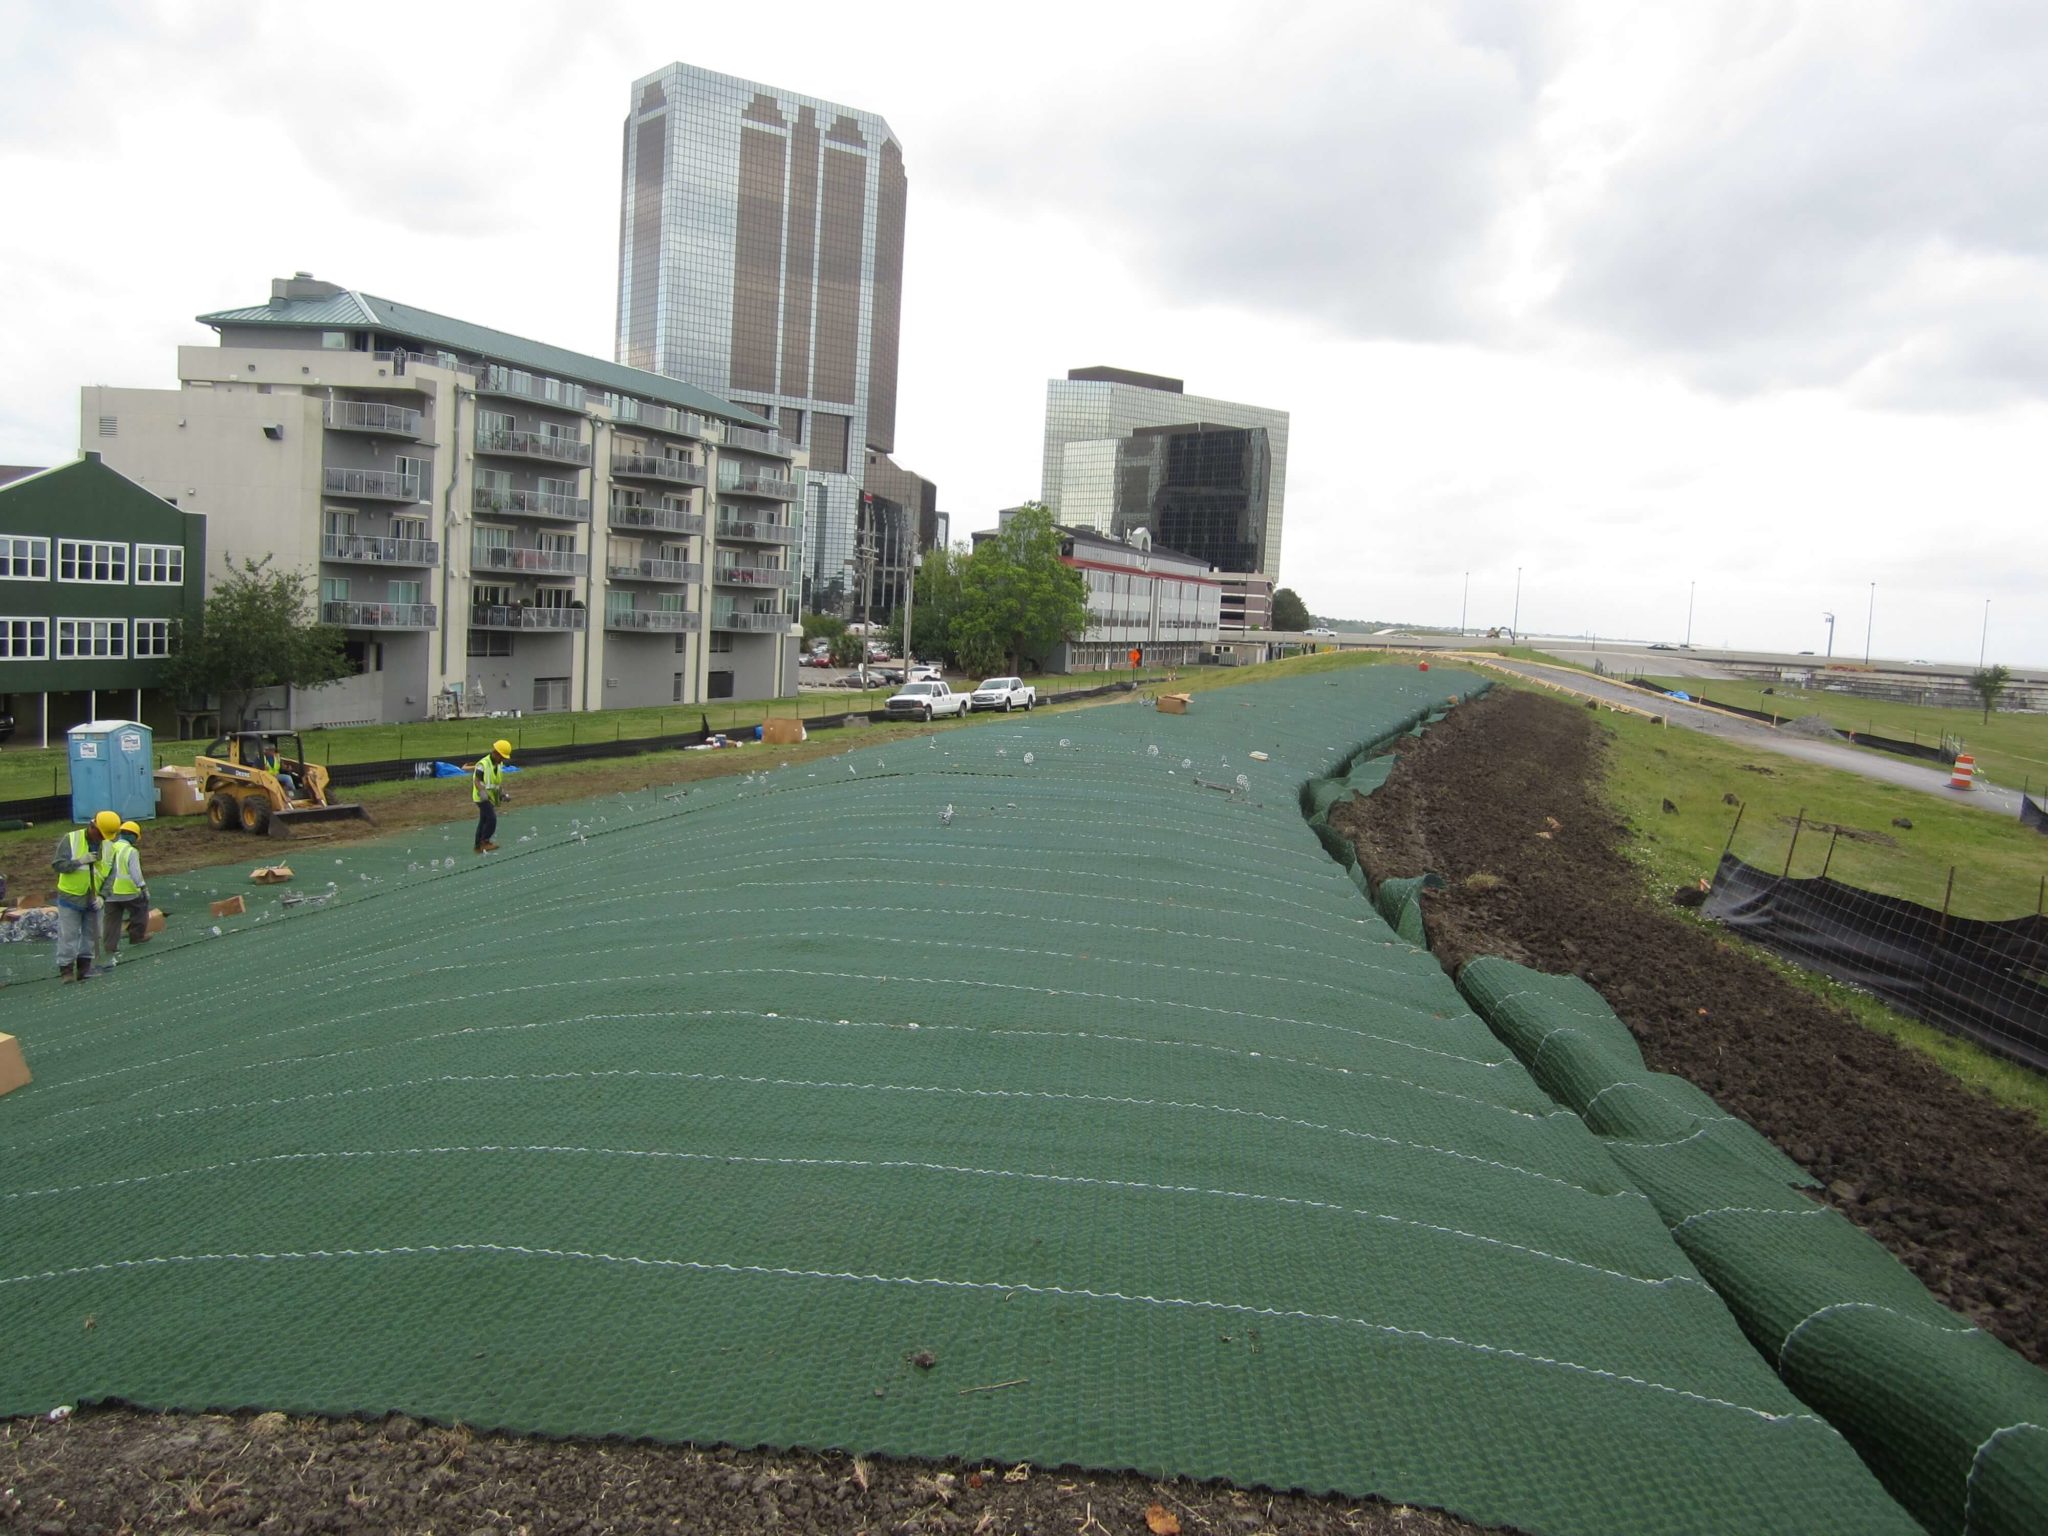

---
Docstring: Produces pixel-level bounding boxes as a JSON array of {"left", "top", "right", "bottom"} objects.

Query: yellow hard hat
[
  {"left": 493, "top": 739, "right": 513, "bottom": 758},
  {"left": 93, "top": 810, "right": 122, "bottom": 836},
  {"left": 119, "top": 820, "right": 142, "bottom": 838}
]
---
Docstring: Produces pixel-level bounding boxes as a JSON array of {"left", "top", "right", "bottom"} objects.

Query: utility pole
[
  {"left": 1512, "top": 566, "right": 1522, "bottom": 639},
  {"left": 1685, "top": 580, "right": 1695, "bottom": 647},
  {"left": 1865, "top": 581, "right": 1875, "bottom": 665},
  {"left": 1460, "top": 571, "right": 1469, "bottom": 634},
  {"left": 1980, "top": 598, "right": 1991, "bottom": 669}
]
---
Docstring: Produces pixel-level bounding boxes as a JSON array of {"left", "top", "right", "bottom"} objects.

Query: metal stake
[
  {"left": 1780, "top": 807, "right": 1806, "bottom": 880},
  {"left": 1723, "top": 802, "right": 1746, "bottom": 853},
  {"left": 1819, "top": 828, "right": 1840, "bottom": 880}
]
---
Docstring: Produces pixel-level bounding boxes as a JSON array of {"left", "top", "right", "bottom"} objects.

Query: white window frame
[
  {"left": 1, "top": 535, "right": 50, "bottom": 581},
  {"left": 57, "top": 539, "right": 129, "bottom": 584},
  {"left": 134, "top": 542, "right": 185, "bottom": 585},
  {"left": 132, "top": 617, "right": 174, "bottom": 658},
  {"left": 55, "top": 617, "right": 128, "bottom": 659},
  {"left": 0, "top": 616, "right": 49, "bottom": 659}
]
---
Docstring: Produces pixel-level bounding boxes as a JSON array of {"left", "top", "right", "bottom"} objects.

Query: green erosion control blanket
[
  {"left": 3, "top": 668, "right": 1916, "bottom": 1536},
  {"left": 1458, "top": 957, "right": 2048, "bottom": 1536}
]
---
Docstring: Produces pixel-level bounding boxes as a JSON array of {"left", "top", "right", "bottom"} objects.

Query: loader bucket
[{"left": 267, "top": 803, "right": 375, "bottom": 837}]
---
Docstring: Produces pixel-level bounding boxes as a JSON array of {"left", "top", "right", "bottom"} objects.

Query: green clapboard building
[{"left": 0, "top": 453, "right": 205, "bottom": 747}]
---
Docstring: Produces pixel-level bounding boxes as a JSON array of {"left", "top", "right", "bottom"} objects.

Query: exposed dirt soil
[
  {"left": 0, "top": 1409, "right": 1498, "bottom": 1536},
  {"left": 1330, "top": 687, "right": 2048, "bottom": 1365}
]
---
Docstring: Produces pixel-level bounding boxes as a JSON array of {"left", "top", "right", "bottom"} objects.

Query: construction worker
[
  {"left": 50, "top": 810, "right": 118, "bottom": 982},
  {"left": 473, "top": 739, "right": 512, "bottom": 854},
  {"left": 101, "top": 820, "right": 151, "bottom": 961}
]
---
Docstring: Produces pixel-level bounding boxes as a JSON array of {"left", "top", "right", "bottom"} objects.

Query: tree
[
  {"left": 164, "top": 557, "right": 353, "bottom": 729},
  {"left": 953, "top": 504, "right": 1088, "bottom": 674},
  {"left": 802, "top": 612, "right": 848, "bottom": 645},
  {"left": 1271, "top": 587, "right": 1313, "bottom": 631},
  {"left": 1970, "top": 664, "right": 2012, "bottom": 723},
  {"left": 894, "top": 543, "right": 968, "bottom": 663},
  {"left": 827, "top": 629, "right": 865, "bottom": 666}
]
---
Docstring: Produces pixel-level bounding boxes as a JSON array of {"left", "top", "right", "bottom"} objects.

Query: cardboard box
[
  {"left": 0, "top": 1033, "right": 30, "bottom": 1097},
  {"left": 1156, "top": 693, "right": 1193, "bottom": 716},
  {"left": 249, "top": 864, "right": 294, "bottom": 885},
  {"left": 146, "top": 907, "right": 166, "bottom": 937},
  {"left": 210, "top": 894, "right": 246, "bottom": 918},
  {"left": 760, "top": 718, "right": 807, "bottom": 746},
  {"left": 154, "top": 767, "right": 207, "bottom": 817}
]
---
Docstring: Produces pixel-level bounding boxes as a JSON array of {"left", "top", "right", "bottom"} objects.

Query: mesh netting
[
  {"left": 1459, "top": 957, "right": 2048, "bottom": 1536},
  {"left": 1, "top": 669, "right": 1918, "bottom": 1534}
]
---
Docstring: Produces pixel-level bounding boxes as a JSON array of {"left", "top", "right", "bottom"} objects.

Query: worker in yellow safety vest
[
  {"left": 101, "top": 819, "right": 152, "bottom": 961},
  {"left": 473, "top": 738, "right": 512, "bottom": 854},
  {"left": 50, "top": 809, "right": 119, "bottom": 982}
]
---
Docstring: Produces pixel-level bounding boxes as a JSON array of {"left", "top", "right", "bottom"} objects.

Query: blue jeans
[{"left": 475, "top": 798, "right": 497, "bottom": 849}]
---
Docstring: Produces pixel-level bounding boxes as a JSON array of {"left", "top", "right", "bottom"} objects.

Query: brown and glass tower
[{"left": 617, "top": 64, "right": 911, "bottom": 613}]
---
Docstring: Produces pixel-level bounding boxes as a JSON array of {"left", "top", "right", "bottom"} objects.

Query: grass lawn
[
  {"left": 0, "top": 666, "right": 1165, "bottom": 804},
  {"left": 1636, "top": 673, "right": 2048, "bottom": 792},
  {"left": 1591, "top": 701, "right": 2048, "bottom": 1123}
]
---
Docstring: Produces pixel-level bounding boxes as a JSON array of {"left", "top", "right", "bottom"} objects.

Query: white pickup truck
[
  {"left": 884, "top": 679, "right": 971, "bottom": 721},
  {"left": 968, "top": 676, "right": 1037, "bottom": 712}
]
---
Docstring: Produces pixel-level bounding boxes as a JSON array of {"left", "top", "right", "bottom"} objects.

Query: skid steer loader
[{"left": 194, "top": 732, "right": 373, "bottom": 837}]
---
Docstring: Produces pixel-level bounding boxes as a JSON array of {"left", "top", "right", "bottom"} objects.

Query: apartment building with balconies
[{"left": 81, "top": 273, "right": 804, "bottom": 724}]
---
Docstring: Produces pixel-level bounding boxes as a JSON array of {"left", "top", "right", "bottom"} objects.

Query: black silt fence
[{"left": 1703, "top": 851, "right": 2048, "bottom": 1072}]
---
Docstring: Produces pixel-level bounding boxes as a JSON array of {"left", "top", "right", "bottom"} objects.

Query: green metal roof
[{"left": 197, "top": 290, "right": 772, "bottom": 430}]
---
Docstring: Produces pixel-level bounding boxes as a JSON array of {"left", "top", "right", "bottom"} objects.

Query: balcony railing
[
  {"left": 605, "top": 608, "right": 701, "bottom": 633},
  {"left": 323, "top": 600, "right": 437, "bottom": 629},
  {"left": 609, "top": 500, "right": 703, "bottom": 536},
  {"left": 324, "top": 467, "right": 421, "bottom": 501},
  {"left": 720, "top": 423, "right": 795, "bottom": 457},
  {"left": 477, "top": 367, "right": 587, "bottom": 413},
  {"left": 469, "top": 604, "right": 588, "bottom": 632},
  {"left": 611, "top": 399, "right": 710, "bottom": 440},
  {"left": 473, "top": 542, "right": 588, "bottom": 577},
  {"left": 714, "top": 514, "right": 799, "bottom": 545},
  {"left": 474, "top": 426, "right": 593, "bottom": 466},
  {"left": 713, "top": 564, "right": 795, "bottom": 589},
  {"left": 710, "top": 606, "right": 792, "bottom": 633},
  {"left": 608, "top": 557, "right": 701, "bottom": 584},
  {"left": 321, "top": 534, "right": 439, "bottom": 566},
  {"left": 716, "top": 469, "right": 798, "bottom": 501},
  {"left": 324, "top": 399, "right": 423, "bottom": 437},
  {"left": 611, "top": 453, "right": 706, "bottom": 487},
  {"left": 473, "top": 487, "right": 590, "bottom": 522}
]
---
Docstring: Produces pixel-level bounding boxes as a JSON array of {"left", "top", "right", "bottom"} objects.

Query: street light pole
[
  {"left": 1512, "top": 566, "right": 1522, "bottom": 639},
  {"left": 1685, "top": 580, "right": 1695, "bottom": 647},
  {"left": 1865, "top": 582, "right": 1875, "bottom": 665},
  {"left": 1823, "top": 611, "right": 1834, "bottom": 657},
  {"left": 1460, "top": 571, "right": 1469, "bottom": 635},
  {"left": 1980, "top": 598, "right": 1990, "bottom": 669}
]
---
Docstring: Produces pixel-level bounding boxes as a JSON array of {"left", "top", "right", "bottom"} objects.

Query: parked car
[
  {"left": 907, "top": 664, "right": 944, "bottom": 684},
  {"left": 884, "top": 680, "right": 971, "bottom": 721},
  {"left": 969, "top": 676, "right": 1037, "bottom": 712}
]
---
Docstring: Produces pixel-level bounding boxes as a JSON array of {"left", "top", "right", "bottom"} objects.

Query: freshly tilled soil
[
  {"left": 1330, "top": 686, "right": 2048, "bottom": 1365},
  {"left": 0, "top": 1409, "right": 1499, "bottom": 1535}
]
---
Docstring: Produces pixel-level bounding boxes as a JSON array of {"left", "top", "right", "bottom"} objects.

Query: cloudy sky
[{"left": 2, "top": 0, "right": 2042, "bottom": 663}]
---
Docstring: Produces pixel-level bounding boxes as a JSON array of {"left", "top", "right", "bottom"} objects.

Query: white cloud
[{"left": 0, "top": 0, "right": 2043, "bottom": 664}]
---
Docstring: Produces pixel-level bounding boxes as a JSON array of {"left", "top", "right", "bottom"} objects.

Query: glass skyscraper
[
  {"left": 616, "top": 63, "right": 915, "bottom": 615},
  {"left": 1041, "top": 367, "right": 1289, "bottom": 582}
]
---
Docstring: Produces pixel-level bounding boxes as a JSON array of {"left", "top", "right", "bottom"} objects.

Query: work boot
[{"left": 482, "top": 840, "right": 499, "bottom": 852}]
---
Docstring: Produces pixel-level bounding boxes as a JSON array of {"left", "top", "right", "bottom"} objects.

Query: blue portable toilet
[{"left": 67, "top": 720, "right": 155, "bottom": 826}]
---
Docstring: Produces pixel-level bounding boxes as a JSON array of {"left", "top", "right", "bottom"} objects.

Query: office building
[
  {"left": 1217, "top": 573, "right": 1274, "bottom": 632},
  {"left": 971, "top": 523, "right": 1221, "bottom": 673},
  {"left": 1040, "top": 367, "right": 1288, "bottom": 582},
  {"left": 616, "top": 62, "right": 936, "bottom": 618},
  {"left": 0, "top": 454, "right": 205, "bottom": 744},
  {"left": 84, "top": 273, "right": 802, "bottom": 727}
]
